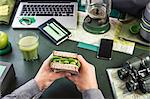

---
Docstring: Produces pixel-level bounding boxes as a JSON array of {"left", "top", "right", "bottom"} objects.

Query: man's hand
[
  {"left": 34, "top": 57, "right": 67, "bottom": 91},
  {"left": 67, "top": 55, "right": 98, "bottom": 92}
]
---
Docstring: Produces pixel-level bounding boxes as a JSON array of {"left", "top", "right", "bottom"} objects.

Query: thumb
[{"left": 77, "top": 55, "right": 89, "bottom": 67}]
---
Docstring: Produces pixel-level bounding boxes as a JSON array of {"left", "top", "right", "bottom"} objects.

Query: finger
[
  {"left": 41, "top": 57, "right": 52, "bottom": 70},
  {"left": 65, "top": 73, "right": 72, "bottom": 77},
  {"left": 50, "top": 72, "right": 67, "bottom": 79},
  {"left": 77, "top": 55, "right": 89, "bottom": 67},
  {"left": 43, "top": 57, "right": 51, "bottom": 65}
]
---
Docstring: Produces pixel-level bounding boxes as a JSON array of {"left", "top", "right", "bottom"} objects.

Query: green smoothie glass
[{"left": 17, "top": 33, "right": 39, "bottom": 61}]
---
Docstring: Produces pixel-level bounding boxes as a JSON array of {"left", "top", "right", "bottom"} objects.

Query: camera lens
[
  {"left": 139, "top": 53, "right": 150, "bottom": 68},
  {"left": 118, "top": 53, "right": 150, "bottom": 93},
  {"left": 118, "top": 68, "right": 129, "bottom": 80},
  {"left": 118, "top": 53, "right": 150, "bottom": 80},
  {"left": 127, "top": 57, "right": 142, "bottom": 70},
  {"left": 126, "top": 80, "right": 139, "bottom": 92},
  {"left": 147, "top": 68, "right": 150, "bottom": 74},
  {"left": 139, "top": 76, "right": 150, "bottom": 93},
  {"left": 130, "top": 71, "right": 138, "bottom": 81},
  {"left": 117, "top": 62, "right": 140, "bottom": 80},
  {"left": 138, "top": 68, "right": 148, "bottom": 78}
]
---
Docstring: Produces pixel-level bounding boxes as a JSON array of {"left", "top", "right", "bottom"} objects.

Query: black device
[
  {"left": 97, "top": 39, "right": 113, "bottom": 60},
  {"left": 118, "top": 53, "right": 150, "bottom": 80},
  {"left": 0, "top": 61, "right": 16, "bottom": 97},
  {"left": 117, "top": 53, "right": 150, "bottom": 93},
  {"left": 38, "top": 18, "right": 71, "bottom": 45},
  {"left": 126, "top": 75, "right": 150, "bottom": 93}
]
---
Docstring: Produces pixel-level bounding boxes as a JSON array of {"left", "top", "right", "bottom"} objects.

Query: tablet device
[{"left": 38, "top": 18, "right": 71, "bottom": 45}]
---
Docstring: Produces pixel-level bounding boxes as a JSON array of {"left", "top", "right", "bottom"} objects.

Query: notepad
[
  {"left": 0, "top": 5, "right": 9, "bottom": 16},
  {"left": 0, "top": 65, "right": 6, "bottom": 78}
]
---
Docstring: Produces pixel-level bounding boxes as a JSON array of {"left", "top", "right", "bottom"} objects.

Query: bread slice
[
  {"left": 53, "top": 51, "right": 77, "bottom": 58},
  {"left": 51, "top": 62, "right": 79, "bottom": 74},
  {"left": 50, "top": 50, "right": 80, "bottom": 75}
]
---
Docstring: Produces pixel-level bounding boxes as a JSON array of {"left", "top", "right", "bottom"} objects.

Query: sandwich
[{"left": 50, "top": 50, "right": 81, "bottom": 75}]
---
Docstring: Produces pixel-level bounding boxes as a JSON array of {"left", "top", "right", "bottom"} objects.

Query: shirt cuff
[
  {"left": 82, "top": 89, "right": 105, "bottom": 99},
  {"left": 12, "top": 79, "right": 43, "bottom": 99}
]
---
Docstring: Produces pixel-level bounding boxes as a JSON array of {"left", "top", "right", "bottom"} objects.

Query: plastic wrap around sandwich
[{"left": 49, "top": 51, "right": 81, "bottom": 75}]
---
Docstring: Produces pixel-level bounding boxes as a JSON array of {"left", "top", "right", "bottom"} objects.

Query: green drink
[{"left": 18, "top": 33, "right": 39, "bottom": 61}]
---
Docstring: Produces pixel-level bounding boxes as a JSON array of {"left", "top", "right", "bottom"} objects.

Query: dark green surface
[
  {"left": 0, "top": 24, "right": 150, "bottom": 99},
  {"left": 0, "top": 42, "right": 12, "bottom": 56}
]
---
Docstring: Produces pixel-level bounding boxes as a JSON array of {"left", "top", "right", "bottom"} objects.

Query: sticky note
[
  {"left": 0, "top": 5, "right": 9, "bottom": 16},
  {"left": 78, "top": 42, "right": 99, "bottom": 52},
  {"left": 0, "top": 65, "right": 6, "bottom": 78}
]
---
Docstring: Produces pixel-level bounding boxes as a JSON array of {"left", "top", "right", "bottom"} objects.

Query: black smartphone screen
[{"left": 97, "top": 39, "right": 113, "bottom": 60}]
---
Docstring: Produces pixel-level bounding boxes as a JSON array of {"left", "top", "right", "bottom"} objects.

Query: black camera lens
[
  {"left": 117, "top": 68, "right": 129, "bottom": 80},
  {"left": 138, "top": 68, "right": 149, "bottom": 78},
  {"left": 139, "top": 53, "right": 150, "bottom": 68},
  {"left": 126, "top": 57, "right": 142, "bottom": 70},
  {"left": 139, "top": 76, "right": 150, "bottom": 93},
  {"left": 118, "top": 53, "right": 150, "bottom": 81},
  {"left": 117, "top": 62, "right": 141, "bottom": 80},
  {"left": 126, "top": 80, "right": 139, "bottom": 92},
  {"left": 147, "top": 68, "right": 150, "bottom": 74},
  {"left": 118, "top": 53, "right": 150, "bottom": 93}
]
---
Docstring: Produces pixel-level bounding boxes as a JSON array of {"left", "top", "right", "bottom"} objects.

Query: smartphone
[{"left": 97, "top": 39, "right": 113, "bottom": 60}]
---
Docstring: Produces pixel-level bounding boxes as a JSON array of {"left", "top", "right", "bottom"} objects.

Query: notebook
[
  {"left": 38, "top": 18, "right": 72, "bottom": 45},
  {"left": 0, "top": 65, "right": 6, "bottom": 78},
  {"left": 12, "top": 0, "right": 78, "bottom": 29}
]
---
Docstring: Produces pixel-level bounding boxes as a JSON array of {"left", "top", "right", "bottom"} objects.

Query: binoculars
[{"left": 117, "top": 53, "right": 150, "bottom": 93}]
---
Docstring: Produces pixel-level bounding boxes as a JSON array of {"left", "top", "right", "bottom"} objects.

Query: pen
[
  {"left": 47, "top": 23, "right": 61, "bottom": 36},
  {"left": 53, "top": 22, "right": 68, "bottom": 35}
]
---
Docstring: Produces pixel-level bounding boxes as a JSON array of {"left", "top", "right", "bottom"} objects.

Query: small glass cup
[{"left": 16, "top": 32, "right": 39, "bottom": 61}]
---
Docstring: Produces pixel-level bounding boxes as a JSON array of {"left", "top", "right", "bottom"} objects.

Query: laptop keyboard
[{"left": 20, "top": 4, "right": 74, "bottom": 16}]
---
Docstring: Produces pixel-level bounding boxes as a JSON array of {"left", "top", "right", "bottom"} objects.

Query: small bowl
[
  {"left": 140, "top": 23, "right": 150, "bottom": 42},
  {"left": 144, "top": 2, "right": 150, "bottom": 21}
]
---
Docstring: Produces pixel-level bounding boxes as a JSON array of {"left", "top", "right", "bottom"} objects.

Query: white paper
[
  {"left": 69, "top": 11, "right": 135, "bottom": 55},
  {"left": 0, "top": 65, "right": 6, "bottom": 78}
]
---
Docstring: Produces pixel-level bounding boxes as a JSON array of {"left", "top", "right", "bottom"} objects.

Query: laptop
[{"left": 12, "top": 0, "right": 78, "bottom": 29}]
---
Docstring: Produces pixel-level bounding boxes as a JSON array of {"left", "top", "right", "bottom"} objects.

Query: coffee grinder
[{"left": 83, "top": 0, "right": 111, "bottom": 34}]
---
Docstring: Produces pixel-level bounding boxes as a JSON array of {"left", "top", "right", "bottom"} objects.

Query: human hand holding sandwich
[
  {"left": 34, "top": 57, "right": 68, "bottom": 91},
  {"left": 2, "top": 51, "right": 103, "bottom": 99},
  {"left": 34, "top": 53, "right": 98, "bottom": 92},
  {"left": 67, "top": 55, "right": 98, "bottom": 92}
]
